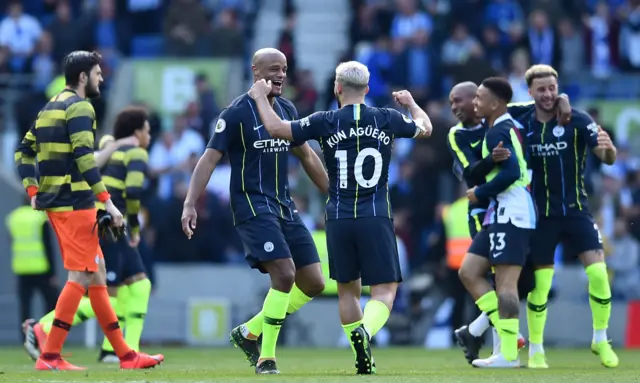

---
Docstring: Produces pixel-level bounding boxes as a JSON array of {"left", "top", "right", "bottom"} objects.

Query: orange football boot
[{"left": 120, "top": 352, "right": 164, "bottom": 369}]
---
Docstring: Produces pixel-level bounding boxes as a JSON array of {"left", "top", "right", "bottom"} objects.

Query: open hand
[
  {"left": 556, "top": 96, "right": 572, "bottom": 125},
  {"left": 249, "top": 79, "right": 272, "bottom": 100},
  {"left": 596, "top": 126, "right": 614, "bottom": 150},
  {"left": 492, "top": 141, "right": 511, "bottom": 162},
  {"left": 466, "top": 187, "right": 479, "bottom": 204},
  {"left": 181, "top": 204, "right": 197, "bottom": 239}
]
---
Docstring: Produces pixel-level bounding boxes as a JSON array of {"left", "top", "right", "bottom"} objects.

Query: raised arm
[
  {"left": 94, "top": 135, "right": 139, "bottom": 168},
  {"left": 15, "top": 123, "right": 39, "bottom": 197},
  {"left": 67, "top": 101, "right": 110, "bottom": 203},
  {"left": 392, "top": 90, "right": 432, "bottom": 138}
]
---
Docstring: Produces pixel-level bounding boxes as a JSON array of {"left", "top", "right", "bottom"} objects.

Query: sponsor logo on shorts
[{"left": 264, "top": 242, "right": 274, "bottom": 253}]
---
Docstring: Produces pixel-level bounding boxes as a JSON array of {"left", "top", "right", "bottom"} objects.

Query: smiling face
[
  {"left": 252, "top": 51, "right": 287, "bottom": 97},
  {"left": 449, "top": 84, "right": 477, "bottom": 125},
  {"left": 528, "top": 75, "right": 558, "bottom": 113}
]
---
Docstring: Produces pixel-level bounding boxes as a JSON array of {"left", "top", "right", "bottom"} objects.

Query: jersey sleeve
[
  {"left": 15, "top": 123, "right": 39, "bottom": 197},
  {"left": 124, "top": 147, "right": 148, "bottom": 235},
  {"left": 474, "top": 126, "right": 521, "bottom": 201},
  {"left": 574, "top": 110, "right": 599, "bottom": 149},
  {"left": 387, "top": 108, "right": 420, "bottom": 138},
  {"left": 67, "top": 100, "right": 110, "bottom": 202},
  {"left": 207, "top": 108, "right": 238, "bottom": 154},
  {"left": 290, "top": 111, "right": 328, "bottom": 144},
  {"left": 98, "top": 134, "right": 115, "bottom": 150},
  {"left": 507, "top": 101, "right": 535, "bottom": 121}
]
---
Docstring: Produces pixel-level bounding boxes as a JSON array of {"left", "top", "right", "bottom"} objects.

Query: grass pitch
[{"left": 0, "top": 346, "right": 639, "bottom": 382}]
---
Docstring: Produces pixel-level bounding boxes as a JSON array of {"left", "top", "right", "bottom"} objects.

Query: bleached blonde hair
[
  {"left": 524, "top": 64, "right": 558, "bottom": 87},
  {"left": 335, "top": 61, "right": 370, "bottom": 91}
]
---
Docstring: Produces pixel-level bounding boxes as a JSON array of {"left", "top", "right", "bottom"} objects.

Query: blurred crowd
[{"left": 1, "top": 0, "right": 640, "bottom": 300}]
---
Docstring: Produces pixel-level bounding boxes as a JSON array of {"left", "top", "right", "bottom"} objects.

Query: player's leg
[
  {"left": 472, "top": 223, "right": 530, "bottom": 368},
  {"left": 35, "top": 211, "right": 93, "bottom": 370},
  {"left": 99, "top": 236, "right": 126, "bottom": 362},
  {"left": 23, "top": 293, "right": 96, "bottom": 361},
  {"left": 328, "top": 218, "right": 372, "bottom": 374},
  {"left": 120, "top": 240, "right": 152, "bottom": 353},
  {"left": 71, "top": 209, "right": 162, "bottom": 370},
  {"left": 570, "top": 216, "right": 617, "bottom": 367},
  {"left": 456, "top": 229, "right": 495, "bottom": 363},
  {"left": 526, "top": 217, "right": 558, "bottom": 368},
  {"left": 232, "top": 215, "right": 293, "bottom": 374},
  {"left": 233, "top": 217, "right": 324, "bottom": 357}
]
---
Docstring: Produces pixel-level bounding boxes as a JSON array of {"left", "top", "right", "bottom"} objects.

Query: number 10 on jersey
[{"left": 335, "top": 148, "right": 383, "bottom": 189}]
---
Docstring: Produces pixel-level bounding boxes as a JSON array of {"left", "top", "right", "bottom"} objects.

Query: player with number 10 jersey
[{"left": 248, "top": 61, "right": 432, "bottom": 374}]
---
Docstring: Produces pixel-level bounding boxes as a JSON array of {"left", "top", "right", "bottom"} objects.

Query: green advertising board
[
  {"left": 131, "top": 59, "right": 239, "bottom": 122},
  {"left": 585, "top": 100, "right": 640, "bottom": 153}
]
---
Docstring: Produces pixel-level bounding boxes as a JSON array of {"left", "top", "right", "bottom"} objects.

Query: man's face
[
  {"left": 528, "top": 76, "right": 558, "bottom": 113},
  {"left": 449, "top": 88, "right": 476, "bottom": 124},
  {"left": 253, "top": 53, "right": 287, "bottom": 97},
  {"left": 136, "top": 120, "right": 151, "bottom": 149},
  {"left": 85, "top": 65, "right": 103, "bottom": 98},
  {"left": 473, "top": 85, "right": 495, "bottom": 118}
]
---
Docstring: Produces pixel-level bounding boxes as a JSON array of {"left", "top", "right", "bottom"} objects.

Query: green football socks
[
  {"left": 527, "top": 268, "right": 554, "bottom": 346},
  {"left": 40, "top": 296, "right": 96, "bottom": 334},
  {"left": 260, "top": 288, "right": 290, "bottom": 359},
  {"left": 102, "top": 292, "right": 127, "bottom": 352},
  {"left": 475, "top": 291, "right": 500, "bottom": 328},
  {"left": 499, "top": 318, "right": 519, "bottom": 361},
  {"left": 244, "top": 284, "right": 313, "bottom": 337},
  {"left": 342, "top": 320, "right": 362, "bottom": 359},
  {"left": 124, "top": 279, "right": 151, "bottom": 351},
  {"left": 586, "top": 262, "right": 612, "bottom": 342},
  {"left": 361, "top": 299, "right": 390, "bottom": 337}
]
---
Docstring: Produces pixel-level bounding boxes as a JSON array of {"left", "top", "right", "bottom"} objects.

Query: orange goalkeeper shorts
[{"left": 47, "top": 208, "right": 103, "bottom": 272}]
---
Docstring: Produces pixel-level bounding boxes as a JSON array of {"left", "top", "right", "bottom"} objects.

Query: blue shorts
[
  {"left": 326, "top": 217, "right": 402, "bottom": 286},
  {"left": 235, "top": 214, "right": 319, "bottom": 273},
  {"left": 100, "top": 235, "right": 147, "bottom": 287},
  {"left": 530, "top": 214, "right": 603, "bottom": 265},
  {"left": 468, "top": 222, "right": 533, "bottom": 267}
]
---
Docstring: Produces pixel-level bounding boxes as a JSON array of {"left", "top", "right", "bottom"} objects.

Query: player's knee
[
  {"left": 304, "top": 278, "right": 325, "bottom": 298},
  {"left": 498, "top": 292, "right": 519, "bottom": 318},
  {"left": 370, "top": 285, "right": 396, "bottom": 308},
  {"left": 68, "top": 270, "right": 94, "bottom": 289},
  {"left": 266, "top": 260, "right": 296, "bottom": 291},
  {"left": 458, "top": 263, "right": 479, "bottom": 287}
]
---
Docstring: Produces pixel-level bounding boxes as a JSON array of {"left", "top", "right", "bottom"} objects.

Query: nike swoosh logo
[
  {"left": 254, "top": 125, "right": 263, "bottom": 131},
  {"left": 492, "top": 252, "right": 502, "bottom": 258},
  {"left": 470, "top": 140, "right": 481, "bottom": 148},
  {"left": 527, "top": 132, "right": 534, "bottom": 136}
]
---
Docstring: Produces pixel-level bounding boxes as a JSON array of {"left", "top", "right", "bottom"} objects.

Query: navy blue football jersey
[{"left": 290, "top": 104, "right": 420, "bottom": 220}]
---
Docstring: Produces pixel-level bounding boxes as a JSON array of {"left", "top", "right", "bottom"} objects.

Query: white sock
[
  {"left": 593, "top": 329, "right": 607, "bottom": 343},
  {"left": 529, "top": 342, "right": 545, "bottom": 355},
  {"left": 240, "top": 324, "right": 251, "bottom": 338},
  {"left": 492, "top": 327, "right": 500, "bottom": 355},
  {"left": 468, "top": 312, "right": 490, "bottom": 337}
]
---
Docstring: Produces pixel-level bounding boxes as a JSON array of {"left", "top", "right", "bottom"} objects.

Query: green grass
[{"left": 0, "top": 347, "right": 639, "bottom": 382}]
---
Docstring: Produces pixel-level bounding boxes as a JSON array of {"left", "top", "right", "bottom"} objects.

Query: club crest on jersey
[
  {"left": 214, "top": 118, "right": 226, "bottom": 133},
  {"left": 552, "top": 126, "right": 564, "bottom": 137}
]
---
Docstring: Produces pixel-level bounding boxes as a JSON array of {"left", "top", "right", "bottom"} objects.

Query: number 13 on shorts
[{"left": 490, "top": 232, "right": 506, "bottom": 253}]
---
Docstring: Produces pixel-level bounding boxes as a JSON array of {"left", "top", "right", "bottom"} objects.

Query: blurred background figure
[{"left": 5, "top": 197, "right": 57, "bottom": 340}]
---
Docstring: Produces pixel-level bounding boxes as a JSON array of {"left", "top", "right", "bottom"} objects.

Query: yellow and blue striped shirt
[
  {"left": 15, "top": 89, "right": 109, "bottom": 211},
  {"left": 97, "top": 135, "right": 148, "bottom": 234}
]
